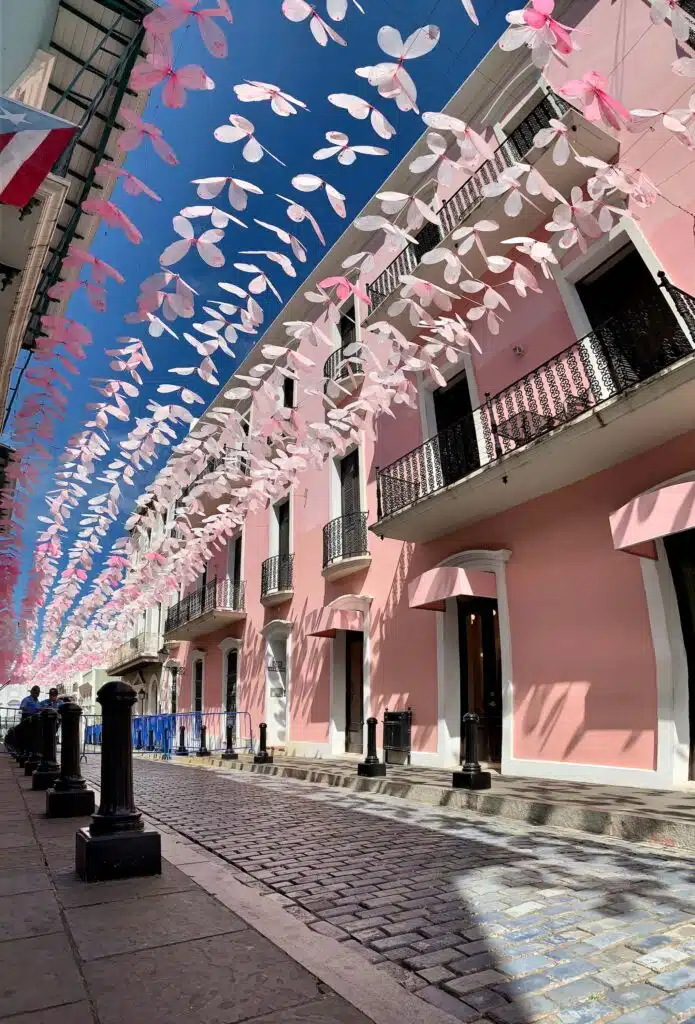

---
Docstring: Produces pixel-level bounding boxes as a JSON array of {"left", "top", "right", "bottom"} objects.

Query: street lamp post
[{"left": 138, "top": 688, "right": 146, "bottom": 716}]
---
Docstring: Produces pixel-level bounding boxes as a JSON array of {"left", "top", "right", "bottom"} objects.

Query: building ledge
[
  {"left": 260, "top": 589, "right": 294, "bottom": 608},
  {"left": 322, "top": 554, "right": 372, "bottom": 581}
]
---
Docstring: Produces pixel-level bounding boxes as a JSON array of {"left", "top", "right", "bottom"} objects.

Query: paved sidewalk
[
  {"left": 161, "top": 751, "right": 695, "bottom": 851},
  {"left": 0, "top": 752, "right": 464, "bottom": 1024},
  {"left": 108, "top": 756, "right": 695, "bottom": 1024}
]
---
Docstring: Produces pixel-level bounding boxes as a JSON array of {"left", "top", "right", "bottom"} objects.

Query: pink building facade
[{"left": 114, "top": 0, "right": 695, "bottom": 789}]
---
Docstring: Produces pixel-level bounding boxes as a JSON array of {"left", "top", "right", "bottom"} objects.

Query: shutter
[
  {"left": 277, "top": 500, "right": 290, "bottom": 560},
  {"left": 226, "top": 649, "right": 238, "bottom": 714},
  {"left": 340, "top": 450, "right": 360, "bottom": 517}
]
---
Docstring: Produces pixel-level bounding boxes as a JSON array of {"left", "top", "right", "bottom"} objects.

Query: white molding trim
[
  {"left": 285, "top": 740, "right": 334, "bottom": 759},
  {"left": 263, "top": 620, "right": 291, "bottom": 746},
  {"left": 262, "top": 619, "right": 293, "bottom": 639},
  {"left": 218, "top": 637, "right": 243, "bottom": 654},
  {"left": 501, "top": 757, "right": 679, "bottom": 788}
]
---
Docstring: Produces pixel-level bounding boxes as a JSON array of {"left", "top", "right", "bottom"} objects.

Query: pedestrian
[
  {"left": 40, "top": 688, "right": 60, "bottom": 708},
  {"left": 19, "top": 686, "right": 41, "bottom": 718}
]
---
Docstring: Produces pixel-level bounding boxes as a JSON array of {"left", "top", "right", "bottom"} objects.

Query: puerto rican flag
[{"left": 0, "top": 97, "right": 77, "bottom": 208}]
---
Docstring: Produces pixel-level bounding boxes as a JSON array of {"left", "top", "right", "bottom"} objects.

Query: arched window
[
  {"left": 193, "top": 660, "right": 203, "bottom": 713},
  {"left": 170, "top": 666, "right": 178, "bottom": 714}
]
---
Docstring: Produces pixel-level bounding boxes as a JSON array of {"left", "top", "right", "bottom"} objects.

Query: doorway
[
  {"left": 345, "top": 631, "right": 364, "bottom": 754},
  {"left": 433, "top": 372, "right": 480, "bottom": 487},
  {"left": 193, "top": 659, "right": 203, "bottom": 713},
  {"left": 663, "top": 528, "right": 695, "bottom": 779},
  {"left": 457, "top": 597, "right": 502, "bottom": 764},
  {"left": 575, "top": 245, "right": 691, "bottom": 388},
  {"left": 266, "top": 632, "right": 288, "bottom": 747}
]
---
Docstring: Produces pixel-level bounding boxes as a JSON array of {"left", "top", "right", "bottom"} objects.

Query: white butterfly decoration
[
  {"left": 327, "top": 94, "right": 396, "bottom": 139},
  {"left": 291, "top": 174, "right": 347, "bottom": 217},
  {"left": 313, "top": 130, "right": 388, "bottom": 164},
  {"left": 239, "top": 250, "right": 296, "bottom": 277},
  {"left": 355, "top": 25, "right": 440, "bottom": 114},
  {"left": 233, "top": 80, "right": 308, "bottom": 116},
  {"left": 159, "top": 216, "right": 225, "bottom": 268},
  {"left": 650, "top": 0, "right": 690, "bottom": 42},
  {"left": 234, "top": 263, "right": 283, "bottom": 302},
  {"left": 376, "top": 191, "right": 440, "bottom": 232},
  {"left": 408, "top": 133, "right": 460, "bottom": 187},
  {"left": 276, "top": 194, "right": 326, "bottom": 244},
  {"left": 531, "top": 118, "right": 571, "bottom": 165},
  {"left": 325, "top": 0, "right": 365, "bottom": 19},
  {"left": 179, "top": 204, "right": 247, "bottom": 230},
  {"left": 421, "top": 112, "right": 496, "bottom": 166},
  {"left": 193, "top": 308, "right": 239, "bottom": 349},
  {"left": 254, "top": 219, "right": 308, "bottom": 263},
  {"left": 214, "top": 114, "right": 285, "bottom": 164},
  {"left": 192, "top": 176, "right": 263, "bottom": 211},
  {"left": 281, "top": 0, "right": 347, "bottom": 46}
]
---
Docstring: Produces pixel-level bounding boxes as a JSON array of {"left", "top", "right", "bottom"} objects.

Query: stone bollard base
[
  {"left": 221, "top": 751, "right": 239, "bottom": 760},
  {"left": 452, "top": 769, "right": 491, "bottom": 790},
  {"left": 75, "top": 826, "right": 162, "bottom": 882},
  {"left": 24, "top": 759, "right": 40, "bottom": 777},
  {"left": 254, "top": 751, "right": 273, "bottom": 764},
  {"left": 357, "top": 761, "right": 386, "bottom": 778},
  {"left": 32, "top": 769, "right": 59, "bottom": 791},
  {"left": 196, "top": 749, "right": 210, "bottom": 758},
  {"left": 46, "top": 788, "right": 96, "bottom": 818}
]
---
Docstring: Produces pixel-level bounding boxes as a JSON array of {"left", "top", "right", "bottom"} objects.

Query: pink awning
[
  {"left": 306, "top": 607, "right": 365, "bottom": 638},
  {"left": 408, "top": 566, "right": 497, "bottom": 611},
  {"left": 610, "top": 480, "right": 695, "bottom": 556}
]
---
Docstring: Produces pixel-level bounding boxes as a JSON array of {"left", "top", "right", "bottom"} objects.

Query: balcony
[
  {"left": 107, "top": 632, "right": 162, "bottom": 675},
  {"left": 261, "top": 554, "right": 294, "bottom": 606},
  {"left": 366, "top": 92, "right": 619, "bottom": 316},
  {"left": 373, "top": 278, "right": 695, "bottom": 543},
  {"left": 322, "top": 512, "right": 371, "bottom": 580},
  {"left": 164, "top": 577, "right": 246, "bottom": 641},
  {"left": 323, "top": 346, "right": 364, "bottom": 402}
]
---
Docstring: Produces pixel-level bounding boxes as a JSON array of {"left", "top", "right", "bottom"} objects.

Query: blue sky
[{"left": 10, "top": 0, "right": 517, "bottom": 640}]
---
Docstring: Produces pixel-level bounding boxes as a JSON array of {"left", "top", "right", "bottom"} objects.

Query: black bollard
[
  {"left": 15, "top": 718, "right": 30, "bottom": 765},
  {"left": 163, "top": 726, "right": 171, "bottom": 760},
  {"left": 46, "top": 702, "right": 95, "bottom": 817},
  {"left": 358, "top": 717, "right": 386, "bottom": 777},
  {"left": 221, "top": 718, "right": 238, "bottom": 761},
  {"left": 253, "top": 722, "right": 273, "bottom": 764},
  {"left": 175, "top": 723, "right": 188, "bottom": 755},
  {"left": 452, "top": 712, "right": 491, "bottom": 790},
  {"left": 147, "top": 727, "right": 155, "bottom": 752},
  {"left": 32, "top": 708, "right": 60, "bottom": 790},
  {"left": 23, "top": 716, "right": 42, "bottom": 775},
  {"left": 75, "top": 679, "right": 161, "bottom": 882},
  {"left": 136, "top": 728, "right": 143, "bottom": 751},
  {"left": 196, "top": 723, "right": 210, "bottom": 757}
]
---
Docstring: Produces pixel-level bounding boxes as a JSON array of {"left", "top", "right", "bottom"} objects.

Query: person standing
[{"left": 19, "top": 686, "right": 41, "bottom": 718}]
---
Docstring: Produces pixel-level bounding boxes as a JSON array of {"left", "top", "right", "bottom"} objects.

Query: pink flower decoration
[
  {"left": 144, "top": 0, "right": 231, "bottom": 58},
  {"left": 94, "top": 162, "right": 161, "bottom": 201},
  {"left": 559, "top": 72, "right": 632, "bottom": 131},
  {"left": 318, "top": 276, "right": 371, "bottom": 305},
  {"left": 81, "top": 199, "right": 142, "bottom": 244}
]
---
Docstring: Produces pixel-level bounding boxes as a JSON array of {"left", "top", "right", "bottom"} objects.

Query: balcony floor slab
[{"left": 164, "top": 609, "right": 246, "bottom": 642}]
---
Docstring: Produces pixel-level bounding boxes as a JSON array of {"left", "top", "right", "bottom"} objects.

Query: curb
[{"left": 135, "top": 752, "right": 695, "bottom": 851}]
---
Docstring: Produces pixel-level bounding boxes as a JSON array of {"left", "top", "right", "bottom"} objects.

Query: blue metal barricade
[{"left": 127, "top": 711, "right": 254, "bottom": 759}]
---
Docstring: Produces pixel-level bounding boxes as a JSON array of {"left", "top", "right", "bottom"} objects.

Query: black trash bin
[{"left": 382, "top": 708, "right": 412, "bottom": 766}]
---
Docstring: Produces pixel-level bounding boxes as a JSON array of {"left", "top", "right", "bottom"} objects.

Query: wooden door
[
  {"left": 664, "top": 528, "right": 695, "bottom": 779},
  {"left": 345, "top": 631, "right": 364, "bottom": 754},
  {"left": 433, "top": 372, "right": 480, "bottom": 486},
  {"left": 457, "top": 598, "right": 502, "bottom": 763}
]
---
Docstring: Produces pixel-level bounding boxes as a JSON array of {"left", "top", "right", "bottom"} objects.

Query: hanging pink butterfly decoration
[
  {"left": 159, "top": 216, "right": 225, "bottom": 267},
  {"left": 214, "top": 114, "right": 285, "bottom": 164},
  {"left": 94, "top": 162, "right": 161, "bottom": 201},
  {"left": 559, "top": 71, "right": 632, "bottom": 131},
  {"left": 47, "top": 278, "right": 107, "bottom": 313},
  {"left": 649, "top": 0, "right": 690, "bottom": 42},
  {"left": 130, "top": 40, "right": 214, "bottom": 109},
  {"left": 81, "top": 199, "right": 142, "bottom": 244},
  {"left": 63, "top": 245, "right": 125, "bottom": 285},
  {"left": 281, "top": 0, "right": 347, "bottom": 46},
  {"left": 193, "top": 176, "right": 263, "bottom": 211},
  {"left": 276, "top": 194, "right": 326, "bottom": 245},
  {"left": 356, "top": 25, "right": 440, "bottom": 114},
  {"left": 500, "top": 0, "right": 576, "bottom": 69},
  {"left": 318, "top": 276, "right": 371, "bottom": 305},
  {"left": 144, "top": 0, "right": 231, "bottom": 58},
  {"left": 118, "top": 109, "right": 178, "bottom": 165}
]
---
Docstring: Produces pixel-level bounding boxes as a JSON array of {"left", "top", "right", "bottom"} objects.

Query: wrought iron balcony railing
[
  {"left": 261, "top": 554, "right": 294, "bottom": 598},
  {"left": 323, "top": 512, "right": 369, "bottom": 569},
  {"left": 107, "top": 632, "right": 161, "bottom": 672},
  {"left": 323, "top": 346, "right": 363, "bottom": 393},
  {"left": 366, "top": 92, "right": 569, "bottom": 312},
  {"left": 376, "top": 276, "right": 695, "bottom": 521},
  {"left": 165, "top": 577, "right": 245, "bottom": 634}
]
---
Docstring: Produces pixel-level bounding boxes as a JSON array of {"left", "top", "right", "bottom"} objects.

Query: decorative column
[
  {"left": 452, "top": 712, "right": 491, "bottom": 790},
  {"left": 358, "top": 717, "right": 386, "bottom": 777},
  {"left": 32, "top": 708, "right": 60, "bottom": 790},
  {"left": 76, "top": 680, "right": 161, "bottom": 882},
  {"left": 46, "top": 702, "right": 96, "bottom": 817},
  {"left": 253, "top": 722, "right": 273, "bottom": 764}
]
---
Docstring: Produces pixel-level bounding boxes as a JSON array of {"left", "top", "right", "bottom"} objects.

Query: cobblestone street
[{"left": 96, "top": 759, "right": 695, "bottom": 1024}]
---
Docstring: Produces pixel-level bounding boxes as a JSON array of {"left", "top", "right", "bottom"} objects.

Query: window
[
  {"left": 225, "top": 649, "right": 238, "bottom": 715},
  {"left": 229, "top": 532, "right": 242, "bottom": 585},
  {"left": 339, "top": 304, "right": 355, "bottom": 352},
  {"left": 193, "top": 660, "right": 203, "bottom": 713},
  {"left": 414, "top": 221, "right": 440, "bottom": 262},
  {"left": 276, "top": 499, "right": 290, "bottom": 561},
  {"left": 282, "top": 376, "right": 295, "bottom": 408},
  {"left": 340, "top": 449, "right": 360, "bottom": 518},
  {"left": 171, "top": 667, "right": 178, "bottom": 714}
]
